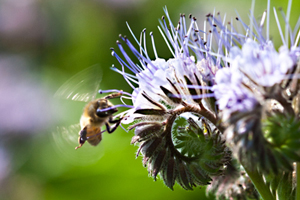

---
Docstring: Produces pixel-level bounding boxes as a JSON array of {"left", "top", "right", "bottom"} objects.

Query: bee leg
[
  {"left": 105, "top": 117, "right": 123, "bottom": 133},
  {"left": 75, "top": 127, "right": 87, "bottom": 149},
  {"left": 108, "top": 117, "right": 123, "bottom": 124}
]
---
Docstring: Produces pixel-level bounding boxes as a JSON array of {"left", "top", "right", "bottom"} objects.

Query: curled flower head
[{"left": 111, "top": 9, "right": 231, "bottom": 190}]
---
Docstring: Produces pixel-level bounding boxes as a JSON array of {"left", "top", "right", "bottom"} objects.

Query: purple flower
[
  {"left": 213, "top": 66, "right": 258, "bottom": 120},
  {"left": 230, "top": 39, "right": 298, "bottom": 87},
  {"left": 211, "top": 1, "right": 300, "bottom": 120},
  {"left": 111, "top": 11, "right": 220, "bottom": 124}
]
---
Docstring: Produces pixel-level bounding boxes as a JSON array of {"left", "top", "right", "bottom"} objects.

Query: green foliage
[
  {"left": 262, "top": 113, "right": 300, "bottom": 172},
  {"left": 172, "top": 115, "right": 231, "bottom": 178},
  {"left": 172, "top": 116, "right": 204, "bottom": 158}
]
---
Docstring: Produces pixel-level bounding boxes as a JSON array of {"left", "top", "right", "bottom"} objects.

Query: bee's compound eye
[
  {"left": 79, "top": 137, "right": 86, "bottom": 144},
  {"left": 96, "top": 111, "right": 108, "bottom": 117},
  {"left": 96, "top": 108, "right": 110, "bottom": 117}
]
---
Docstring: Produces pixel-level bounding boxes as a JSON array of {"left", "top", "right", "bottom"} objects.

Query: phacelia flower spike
[{"left": 111, "top": 8, "right": 231, "bottom": 190}]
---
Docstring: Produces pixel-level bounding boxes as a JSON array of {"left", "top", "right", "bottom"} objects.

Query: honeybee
[
  {"left": 54, "top": 65, "right": 124, "bottom": 150},
  {"left": 76, "top": 91, "right": 123, "bottom": 149}
]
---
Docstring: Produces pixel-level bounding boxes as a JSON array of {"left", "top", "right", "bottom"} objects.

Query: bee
[
  {"left": 54, "top": 65, "right": 124, "bottom": 150},
  {"left": 76, "top": 91, "right": 123, "bottom": 149}
]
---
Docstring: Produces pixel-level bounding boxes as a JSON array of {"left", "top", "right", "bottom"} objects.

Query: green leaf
[
  {"left": 277, "top": 172, "right": 295, "bottom": 200},
  {"left": 281, "top": 147, "right": 300, "bottom": 162}
]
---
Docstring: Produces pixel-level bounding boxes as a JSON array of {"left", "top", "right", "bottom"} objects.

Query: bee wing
[
  {"left": 54, "top": 65, "right": 102, "bottom": 102},
  {"left": 52, "top": 124, "right": 104, "bottom": 165},
  {"left": 54, "top": 124, "right": 81, "bottom": 145}
]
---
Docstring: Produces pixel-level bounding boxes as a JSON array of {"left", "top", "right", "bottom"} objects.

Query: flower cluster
[
  {"left": 111, "top": 12, "right": 231, "bottom": 190},
  {"left": 110, "top": 0, "right": 300, "bottom": 199}
]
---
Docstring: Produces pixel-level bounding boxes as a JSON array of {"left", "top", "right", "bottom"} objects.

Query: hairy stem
[
  {"left": 242, "top": 164, "right": 275, "bottom": 200},
  {"left": 296, "top": 162, "right": 300, "bottom": 200},
  {"left": 275, "top": 89, "right": 295, "bottom": 116},
  {"left": 173, "top": 101, "right": 224, "bottom": 132}
]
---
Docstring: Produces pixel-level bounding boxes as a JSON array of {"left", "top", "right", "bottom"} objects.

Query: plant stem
[
  {"left": 296, "top": 162, "right": 300, "bottom": 200},
  {"left": 243, "top": 164, "right": 275, "bottom": 200}
]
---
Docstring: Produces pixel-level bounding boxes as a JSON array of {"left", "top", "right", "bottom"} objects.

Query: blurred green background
[{"left": 0, "top": 0, "right": 299, "bottom": 199}]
